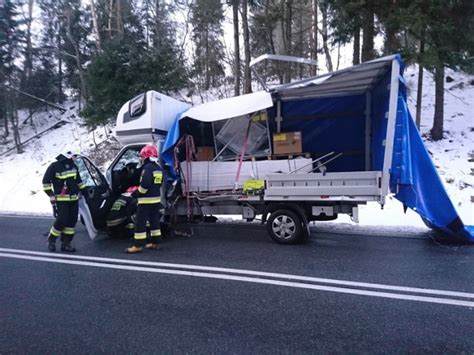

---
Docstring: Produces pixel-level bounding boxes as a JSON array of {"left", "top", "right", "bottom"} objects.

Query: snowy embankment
[
  {"left": 0, "top": 101, "right": 114, "bottom": 215},
  {"left": 0, "top": 66, "right": 472, "bottom": 237}
]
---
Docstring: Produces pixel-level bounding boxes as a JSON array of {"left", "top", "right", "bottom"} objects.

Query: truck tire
[{"left": 266, "top": 209, "right": 304, "bottom": 244}]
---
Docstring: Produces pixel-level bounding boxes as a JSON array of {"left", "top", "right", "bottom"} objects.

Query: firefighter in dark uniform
[
  {"left": 42, "top": 150, "right": 86, "bottom": 252},
  {"left": 126, "top": 145, "right": 163, "bottom": 253},
  {"left": 106, "top": 186, "right": 138, "bottom": 239}
]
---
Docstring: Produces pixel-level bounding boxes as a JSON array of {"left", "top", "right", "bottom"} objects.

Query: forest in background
[{"left": 1, "top": 0, "right": 473, "bottom": 154}]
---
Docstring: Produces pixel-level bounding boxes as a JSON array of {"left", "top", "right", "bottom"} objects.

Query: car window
[
  {"left": 76, "top": 157, "right": 105, "bottom": 187},
  {"left": 129, "top": 93, "right": 146, "bottom": 117},
  {"left": 112, "top": 148, "right": 141, "bottom": 172}
]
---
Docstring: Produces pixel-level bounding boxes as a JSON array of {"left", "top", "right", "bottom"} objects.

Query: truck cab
[
  {"left": 77, "top": 143, "right": 152, "bottom": 240},
  {"left": 77, "top": 90, "right": 190, "bottom": 240}
]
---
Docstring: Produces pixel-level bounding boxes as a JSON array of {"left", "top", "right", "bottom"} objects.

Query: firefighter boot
[
  {"left": 47, "top": 235, "right": 56, "bottom": 252},
  {"left": 61, "top": 235, "right": 76, "bottom": 253},
  {"left": 125, "top": 245, "right": 143, "bottom": 254},
  {"left": 145, "top": 242, "right": 160, "bottom": 250}
]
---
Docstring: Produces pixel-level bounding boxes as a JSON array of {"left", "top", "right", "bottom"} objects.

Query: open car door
[{"left": 76, "top": 156, "right": 114, "bottom": 240}]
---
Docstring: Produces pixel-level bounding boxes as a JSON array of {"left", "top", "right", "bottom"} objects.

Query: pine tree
[
  {"left": 0, "top": 0, "right": 23, "bottom": 150},
  {"left": 60, "top": 0, "right": 91, "bottom": 103},
  {"left": 83, "top": 1, "right": 187, "bottom": 127},
  {"left": 38, "top": 0, "right": 65, "bottom": 102},
  {"left": 190, "top": 0, "right": 225, "bottom": 91},
  {"left": 399, "top": 0, "right": 474, "bottom": 140}
]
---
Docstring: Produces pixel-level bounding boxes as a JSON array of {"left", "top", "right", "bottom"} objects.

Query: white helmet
[{"left": 63, "top": 149, "right": 80, "bottom": 159}]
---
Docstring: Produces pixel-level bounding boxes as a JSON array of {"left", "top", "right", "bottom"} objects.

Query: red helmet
[{"left": 139, "top": 145, "right": 158, "bottom": 160}]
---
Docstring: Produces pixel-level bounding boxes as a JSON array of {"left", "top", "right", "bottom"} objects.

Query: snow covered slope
[
  {"left": 0, "top": 68, "right": 472, "bottom": 236},
  {"left": 0, "top": 101, "right": 114, "bottom": 215}
]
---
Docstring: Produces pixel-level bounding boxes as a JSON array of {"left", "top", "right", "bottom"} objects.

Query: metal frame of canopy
[
  {"left": 173, "top": 55, "right": 401, "bottom": 206},
  {"left": 263, "top": 55, "right": 400, "bottom": 206}
]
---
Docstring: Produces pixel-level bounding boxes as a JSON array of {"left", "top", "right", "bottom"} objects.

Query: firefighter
[
  {"left": 126, "top": 145, "right": 163, "bottom": 253},
  {"left": 42, "top": 150, "right": 86, "bottom": 252},
  {"left": 106, "top": 186, "right": 138, "bottom": 239}
]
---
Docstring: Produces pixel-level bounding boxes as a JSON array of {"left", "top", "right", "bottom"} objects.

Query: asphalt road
[{"left": 1, "top": 214, "right": 473, "bottom": 353}]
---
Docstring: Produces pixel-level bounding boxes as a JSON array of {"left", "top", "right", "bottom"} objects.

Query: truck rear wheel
[{"left": 266, "top": 209, "right": 304, "bottom": 244}]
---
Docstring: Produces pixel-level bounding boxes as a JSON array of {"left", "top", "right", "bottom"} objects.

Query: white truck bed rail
[{"left": 264, "top": 171, "right": 383, "bottom": 202}]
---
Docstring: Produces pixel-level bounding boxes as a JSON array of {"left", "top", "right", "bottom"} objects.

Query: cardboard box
[
  {"left": 195, "top": 146, "right": 215, "bottom": 161},
  {"left": 272, "top": 131, "right": 302, "bottom": 155}
]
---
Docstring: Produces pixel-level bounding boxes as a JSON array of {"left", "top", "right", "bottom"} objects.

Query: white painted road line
[
  {"left": 1, "top": 247, "right": 474, "bottom": 300},
  {"left": 0, "top": 213, "right": 50, "bottom": 219},
  {"left": 1, "top": 251, "right": 474, "bottom": 308}
]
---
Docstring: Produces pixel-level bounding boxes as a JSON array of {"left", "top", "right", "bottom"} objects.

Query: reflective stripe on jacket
[
  {"left": 138, "top": 160, "right": 162, "bottom": 205},
  {"left": 42, "top": 154, "right": 86, "bottom": 202}
]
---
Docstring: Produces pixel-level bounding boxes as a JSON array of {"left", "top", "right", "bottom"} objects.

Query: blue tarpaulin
[
  {"left": 161, "top": 54, "right": 473, "bottom": 243},
  {"left": 161, "top": 111, "right": 185, "bottom": 179},
  {"left": 390, "top": 90, "right": 473, "bottom": 242}
]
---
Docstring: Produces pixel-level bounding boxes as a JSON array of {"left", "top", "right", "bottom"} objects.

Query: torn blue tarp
[
  {"left": 160, "top": 54, "right": 473, "bottom": 243},
  {"left": 390, "top": 91, "right": 473, "bottom": 243},
  {"left": 161, "top": 111, "right": 184, "bottom": 179}
]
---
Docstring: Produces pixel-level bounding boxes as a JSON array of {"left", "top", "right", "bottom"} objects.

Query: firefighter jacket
[
  {"left": 42, "top": 154, "right": 86, "bottom": 202},
  {"left": 106, "top": 193, "right": 138, "bottom": 227},
  {"left": 137, "top": 159, "right": 163, "bottom": 205}
]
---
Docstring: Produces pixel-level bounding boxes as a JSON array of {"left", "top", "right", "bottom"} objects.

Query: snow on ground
[
  {"left": 0, "top": 66, "right": 472, "bottom": 237},
  {"left": 0, "top": 101, "right": 112, "bottom": 215}
]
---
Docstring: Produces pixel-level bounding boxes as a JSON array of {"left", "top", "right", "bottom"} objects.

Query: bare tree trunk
[
  {"left": 7, "top": 96, "right": 22, "bottom": 153},
  {"left": 310, "top": 0, "right": 318, "bottom": 76},
  {"left": 431, "top": 63, "right": 444, "bottom": 141},
  {"left": 361, "top": 8, "right": 375, "bottom": 62},
  {"left": 24, "top": 0, "right": 34, "bottom": 128},
  {"left": 241, "top": 0, "right": 252, "bottom": 94},
  {"left": 205, "top": 28, "right": 210, "bottom": 90},
  {"left": 1, "top": 87, "right": 9, "bottom": 138},
  {"left": 266, "top": 0, "right": 276, "bottom": 55},
  {"left": 65, "top": 9, "right": 87, "bottom": 102},
  {"left": 108, "top": 0, "right": 114, "bottom": 39},
  {"left": 144, "top": 0, "right": 150, "bottom": 47},
  {"left": 382, "top": 2, "right": 400, "bottom": 55},
  {"left": 320, "top": 2, "right": 333, "bottom": 72},
  {"left": 154, "top": 0, "right": 160, "bottom": 47},
  {"left": 415, "top": 37, "right": 425, "bottom": 130},
  {"left": 57, "top": 33, "right": 63, "bottom": 102},
  {"left": 353, "top": 26, "right": 360, "bottom": 65},
  {"left": 336, "top": 40, "right": 341, "bottom": 70},
  {"left": 2, "top": 113, "right": 8, "bottom": 138},
  {"left": 384, "top": 25, "right": 399, "bottom": 55},
  {"left": 90, "top": 0, "right": 102, "bottom": 50},
  {"left": 232, "top": 0, "right": 241, "bottom": 96},
  {"left": 25, "top": 0, "right": 34, "bottom": 79},
  {"left": 283, "top": 0, "right": 293, "bottom": 83},
  {"left": 116, "top": 0, "right": 123, "bottom": 35}
]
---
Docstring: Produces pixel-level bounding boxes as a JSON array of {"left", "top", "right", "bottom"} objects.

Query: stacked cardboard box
[
  {"left": 273, "top": 131, "right": 302, "bottom": 155},
  {"left": 195, "top": 146, "right": 215, "bottom": 161}
]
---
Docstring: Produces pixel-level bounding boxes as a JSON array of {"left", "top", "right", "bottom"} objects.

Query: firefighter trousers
[
  {"left": 134, "top": 203, "right": 161, "bottom": 245},
  {"left": 49, "top": 201, "right": 79, "bottom": 243}
]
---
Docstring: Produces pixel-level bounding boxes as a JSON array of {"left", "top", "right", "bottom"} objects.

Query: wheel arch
[{"left": 262, "top": 202, "right": 310, "bottom": 228}]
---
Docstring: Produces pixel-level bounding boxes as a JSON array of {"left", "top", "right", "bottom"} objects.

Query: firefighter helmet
[
  {"left": 63, "top": 149, "right": 80, "bottom": 159},
  {"left": 139, "top": 145, "right": 158, "bottom": 160}
]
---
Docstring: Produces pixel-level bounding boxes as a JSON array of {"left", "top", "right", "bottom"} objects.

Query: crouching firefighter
[
  {"left": 42, "top": 150, "right": 86, "bottom": 252},
  {"left": 106, "top": 186, "right": 138, "bottom": 239},
  {"left": 126, "top": 145, "right": 163, "bottom": 254}
]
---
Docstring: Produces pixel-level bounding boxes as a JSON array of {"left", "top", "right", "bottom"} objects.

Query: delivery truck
[{"left": 76, "top": 55, "right": 473, "bottom": 244}]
